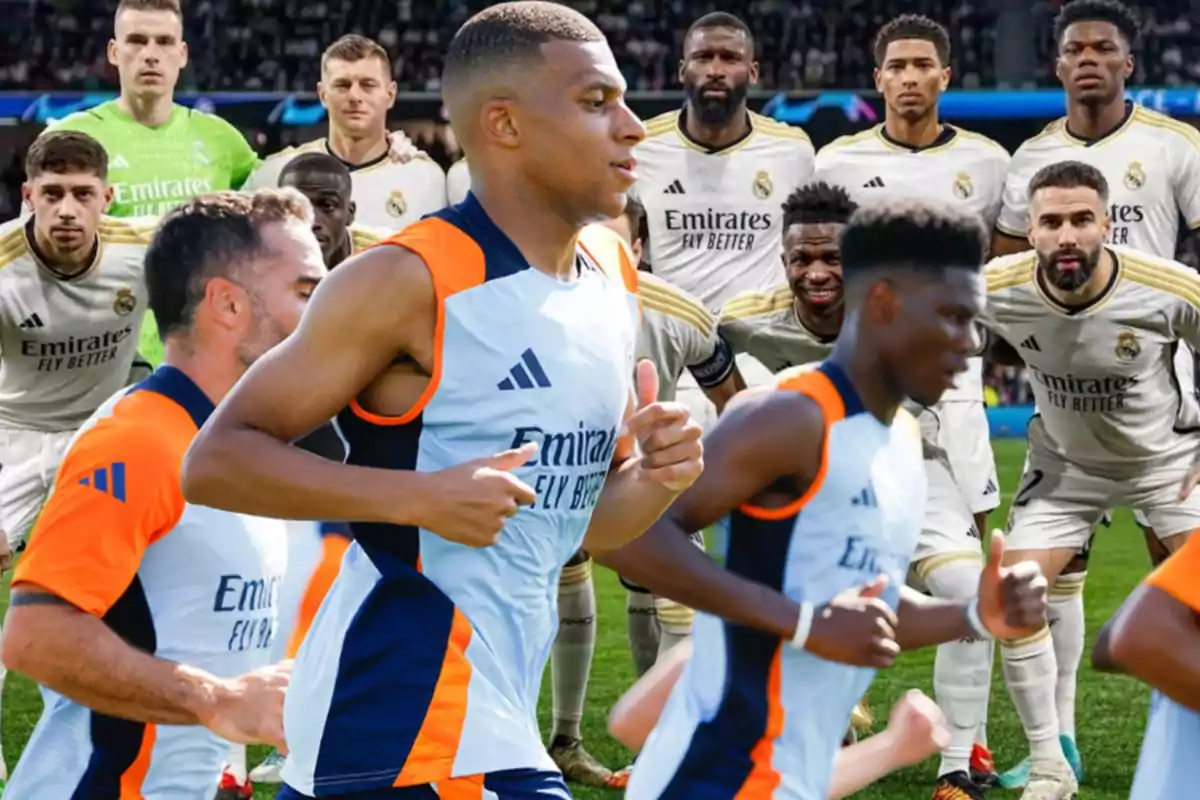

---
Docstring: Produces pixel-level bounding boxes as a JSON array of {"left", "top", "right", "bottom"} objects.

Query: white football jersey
[
  {"left": 0, "top": 216, "right": 153, "bottom": 432},
  {"left": 717, "top": 285, "right": 835, "bottom": 372},
  {"left": 447, "top": 159, "right": 470, "bottom": 205},
  {"left": 814, "top": 124, "right": 1009, "bottom": 402},
  {"left": 243, "top": 140, "right": 448, "bottom": 231},
  {"left": 634, "top": 110, "right": 815, "bottom": 307},
  {"left": 997, "top": 104, "right": 1200, "bottom": 256},
  {"left": 980, "top": 247, "right": 1200, "bottom": 476}
]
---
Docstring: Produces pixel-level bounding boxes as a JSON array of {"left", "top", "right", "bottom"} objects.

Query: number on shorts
[{"left": 1013, "top": 469, "right": 1045, "bottom": 508}]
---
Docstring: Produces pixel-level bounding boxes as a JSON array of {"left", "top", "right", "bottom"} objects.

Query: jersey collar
[
  {"left": 23, "top": 216, "right": 102, "bottom": 282},
  {"left": 1034, "top": 247, "right": 1122, "bottom": 316},
  {"left": 323, "top": 138, "right": 389, "bottom": 172},
  {"left": 136, "top": 365, "right": 216, "bottom": 429},
  {"left": 675, "top": 107, "right": 755, "bottom": 154},
  {"left": 876, "top": 123, "right": 958, "bottom": 153},
  {"left": 1061, "top": 101, "right": 1136, "bottom": 147}
]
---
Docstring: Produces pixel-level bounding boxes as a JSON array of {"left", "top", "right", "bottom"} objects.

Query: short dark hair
[
  {"left": 115, "top": 0, "right": 182, "bottom": 20},
  {"left": 684, "top": 12, "right": 754, "bottom": 50},
  {"left": 1027, "top": 160, "right": 1110, "bottom": 204},
  {"left": 782, "top": 182, "right": 858, "bottom": 230},
  {"left": 840, "top": 200, "right": 987, "bottom": 283},
  {"left": 279, "top": 152, "right": 352, "bottom": 192},
  {"left": 1053, "top": 0, "right": 1138, "bottom": 48},
  {"left": 26, "top": 131, "right": 108, "bottom": 180},
  {"left": 146, "top": 190, "right": 313, "bottom": 338},
  {"left": 621, "top": 195, "right": 645, "bottom": 242},
  {"left": 443, "top": 1, "right": 604, "bottom": 97},
  {"left": 873, "top": 14, "right": 951, "bottom": 66},
  {"left": 322, "top": 33, "right": 392, "bottom": 77}
]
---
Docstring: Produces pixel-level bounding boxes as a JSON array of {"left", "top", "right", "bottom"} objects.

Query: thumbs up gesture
[
  {"left": 976, "top": 530, "right": 1049, "bottom": 639},
  {"left": 622, "top": 360, "right": 704, "bottom": 493},
  {"left": 418, "top": 442, "right": 540, "bottom": 548}
]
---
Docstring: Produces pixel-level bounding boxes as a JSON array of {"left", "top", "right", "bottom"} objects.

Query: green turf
[{"left": 0, "top": 439, "right": 1152, "bottom": 798}]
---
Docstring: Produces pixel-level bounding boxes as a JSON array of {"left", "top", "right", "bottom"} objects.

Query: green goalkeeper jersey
[{"left": 49, "top": 100, "right": 261, "bottom": 365}]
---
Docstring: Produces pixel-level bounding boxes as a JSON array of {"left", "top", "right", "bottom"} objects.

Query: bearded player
[
  {"left": 981, "top": 160, "right": 1200, "bottom": 800},
  {"left": 989, "top": 1, "right": 1200, "bottom": 786}
]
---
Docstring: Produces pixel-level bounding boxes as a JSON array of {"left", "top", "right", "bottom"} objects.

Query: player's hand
[
  {"left": 0, "top": 536, "right": 13, "bottom": 576},
  {"left": 198, "top": 660, "right": 291, "bottom": 750},
  {"left": 805, "top": 575, "right": 900, "bottom": 668},
  {"left": 882, "top": 689, "right": 950, "bottom": 767},
  {"left": 385, "top": 130, "right": 420, "bottom": 164},
  {"left": 417, "top": 443, "right": 539, "bottom": 547},
  {"left": 977, "top": 530, "right": 1048, "bottom": 639},
  {"left": 624, "top": 360, "right": 704, "bottom": 492}
]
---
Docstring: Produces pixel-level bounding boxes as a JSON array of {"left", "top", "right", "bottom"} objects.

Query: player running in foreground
[
  {"left": 814, "top": 15, "right": 1011, "bottom": 794},
  {"left": 181, "top": 4, "right": 703, "bottom": 798},
  {"left": 982, "top": 160, "right": 1200, "bottom": 800},
  {"left": 989, "top": 3, "right": 1200, "bottom": 781},
  {"left": 1092, "top": 534, "right": 1200, "bottom": 796},
  {"left": 244, "top": 34, "right": 448, "bottom": 230},
  {"left": 598, "top": 198, "right": 1047, "bottom": 799},
  {"left": 1, "top": 189, "right": 324, "bottom": 798}
]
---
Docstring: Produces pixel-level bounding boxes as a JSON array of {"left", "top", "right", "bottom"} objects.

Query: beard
[
  {"left": 685, "top": 80, "right": 748, "bottom": 125},
  {"left": 1038, "top": 244, "right": 1102, "bottom": 291}
]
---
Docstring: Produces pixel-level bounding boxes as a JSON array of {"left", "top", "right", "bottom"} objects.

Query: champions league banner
[{"left": 2, "top": 87, "right": 1197, "bottom": 153}]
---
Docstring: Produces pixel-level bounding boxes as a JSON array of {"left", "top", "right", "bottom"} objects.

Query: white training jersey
[
  {"left": 717, "top": 285, "right": 835, "bottom": 373},
  {"left": 814, "top": 124, "right": 1010, "bottom": 402},
  {"left": 636, "top": 271, "right": 727, "bottom": 402},
  {"left": 0, "top": 215, "right": 153, "bottom": 432},
  {"left": 243, "top": 139, "right": 448, "bottom": 230},
  {"left": 996, "top": 104, "right": 1200, "bottom": 255},
  {"left": 980, "top": 247, "right": 1200, "bottom": 476},
  {"left": 447, "top": 158, "right": 471, "bottom": 206},
  {"left": 634, "top": 110, "right": 815, "bottom": 307}
]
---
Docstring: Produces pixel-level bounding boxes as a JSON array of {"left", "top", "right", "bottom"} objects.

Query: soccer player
[
  {"left": 981, "top": 160, "right": 1200, "bottom": 800},
  {"left": 989, "top": 3, "right": 1200, "bottom": 781},
  {"left": 0, "top": 189, "right": 325, "bottom": 798},
  {"left": 812, "top": 15, "right": 1011, "bottom": 794},
  {"left": 593, "top": 199, "right": 1047, "bottom": 800},
  {"left": 1092, "top": 535, "right": 1200, "bottom": 796},
  {"left": 278, "top": 153, "right": 387, "bottom": 265},
  {"left": 180, "top": 5, "right": 705, "bottom": 799},
  {"left": 244, "top": 35, "right": 448, "bottom": 230}
]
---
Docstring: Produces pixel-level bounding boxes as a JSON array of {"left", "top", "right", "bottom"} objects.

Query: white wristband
[
  {"left": 789, "top": 601, "right": 815, "bottom": 650},
  {"left": 966, "top": 597, "right": 992, "bottom": 640}
]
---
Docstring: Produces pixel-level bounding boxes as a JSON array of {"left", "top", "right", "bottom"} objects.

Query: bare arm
[
  {"left": 182, "top": 247, "right": 431, "bottom": 524},
  {"left": 895, "top": 586, "right": 976, "bottom": 651},
  {"left": 1100, "top": 585, "right": 1200, "bottom": 710},
  {"left": 3, "top": 589, "right": 230, "bottom": 725},
  {"left": 701, "top": 368, "right": 745, "bottom": 414}
]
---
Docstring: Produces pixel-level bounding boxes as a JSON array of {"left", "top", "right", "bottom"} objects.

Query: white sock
[
  {"left": 1001, "top": 629, "right": 1064, "bottom": 765},
  {"left": 226, "top": 742, "right": 248, "bottom": 783},
  {"left": 1049, "top": 572, "right": 1086, "bottom": 741},
  {"left": 924, "top": 557, "right": 991, "bottom": 777}
]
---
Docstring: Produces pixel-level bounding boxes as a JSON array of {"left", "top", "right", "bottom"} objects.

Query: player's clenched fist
[
  {"left": 805, "top": 576, "right": 901, "bottom": 668},
  {"left": 198, "top": 660, "right": 292, "bottom": 750},
  {"left": 417, "top": 442, "right": 539, "bottom": 547},
  {"left": 624, "top": 360, "right": 704, "bottom": 492},
  {"left": 883, "top": 689, "right": 950, "bottom": 767}
]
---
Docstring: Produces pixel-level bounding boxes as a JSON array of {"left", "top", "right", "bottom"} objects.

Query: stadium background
[{"left": 0, "top": 0, "right": 1197, "bottom": 797}]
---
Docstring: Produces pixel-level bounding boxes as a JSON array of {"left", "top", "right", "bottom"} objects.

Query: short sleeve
[
  {"left": 13, "top": 411, "right": 184, "bottom": 616},
  {"left": 995, "top": 155, "right": 1030, "bottom": 237},
  {"left": 1171, "top": 132, "right": 1200, "bottom": 232},
  {"left": 1145, "top": 534, "right": 1200, "bottom": 613},
  {"left": 216, "top": 118, "right": 261, "bottom": 190}
]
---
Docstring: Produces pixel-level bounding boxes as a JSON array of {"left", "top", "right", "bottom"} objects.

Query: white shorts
[
  {"left": 938, "top": 400, "right": 1000, "bottom": 514},
  {"left": 1008, "top": 416, "right": 1200, "bottom": 552},
  {"left": 0, "top": 427, "right": 75, "bottom": 548},
  {"left": 912, "top": 409, "right": 984, "bottom": 565}
]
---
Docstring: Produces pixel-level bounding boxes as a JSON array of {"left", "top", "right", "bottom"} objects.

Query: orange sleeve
[
  {"left": 13, "top": 413, "right": 185, "bottom": 617},
  {"left": 1146, "top": 534, "right": 1200, "bottom": 613}
]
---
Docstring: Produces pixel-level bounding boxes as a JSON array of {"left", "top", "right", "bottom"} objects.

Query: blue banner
[{"left": 986, "top": 405, "right": 1035, "bottom": 439}]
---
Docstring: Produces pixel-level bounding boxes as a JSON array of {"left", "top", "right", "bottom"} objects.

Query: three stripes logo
[
  {"left": 498, "top": 348, "right": 552, "bottom": 391},
  {"left": 862, "top": 177, "right": 886, "bottom": 189},
  {"left": 1019, "top": 335, "right": 1041, "bottom": 351},
  {"left": 79, "top": 462, "right": 126, "bottom": 503},
  {"left": 18, "top": 313, "right": 44, "bottom": 329},
  {"left": 851, "top": 482, "right": 878, "bottom": 508},
  {"left": 663, "top": 180, "right": 685, "bottom": 194}
]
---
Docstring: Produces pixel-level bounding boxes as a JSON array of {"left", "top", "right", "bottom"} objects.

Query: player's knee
[
  {"left": 919, "top": 554, "right": 982, "bottom": 602},
  {"left": 1062, "top": 547, "right": 1091, "bottom": 575},
  {"left": 1142, "top": 526, "right": 1172, "bottom": 567}
]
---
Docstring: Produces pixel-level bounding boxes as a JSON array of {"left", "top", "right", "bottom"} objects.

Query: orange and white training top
[
  {"left": 6, "top": 365, "right": 288, "bottom": 800},
  {"left": 626, "top": 362, "right": 925, "bottom": 800}
]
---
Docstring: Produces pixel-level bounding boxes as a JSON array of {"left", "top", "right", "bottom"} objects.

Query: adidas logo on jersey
[
  {"left": 79, "top": 462, "right": 126, "bottom": 502},
  {"left": 983, "top": 477, "right": 998, "bottom": 496},
  {"left": 18, "top": 313, "right": 44, "bottom": 329},
  {"left": 663, "top": 180, "right": 685, "bottom": 194},
  {"left": 498, "top": 348, "right": 552, "bottom": 391},
  {"left": 851, "top": 483, "right": 878, "bottom": 508},
  {"left": 862, "top": 177, "right": 886, "bottom": 188},
  {"left": 1019, "top": 335, "right": 1042, "bottom": 351}
]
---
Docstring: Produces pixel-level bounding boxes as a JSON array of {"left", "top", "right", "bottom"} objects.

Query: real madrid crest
[
  {"left": 113, "top": 287, "right": 137, "bottom": 316},
  {"left": 1115, "top": 329, "right": 1141, "bottom": 362},
  {"left": 1124, "top": 160, "right": 1145, "bottom": 191},
  {"left": 386, "top": 190, "right": 407, "bottom": 218},
  {"left": 953, "top": 171, "right": 973, "bottom": 200},
  {"left": 752, "top": 170, "right": 773, "bottom": 200}
]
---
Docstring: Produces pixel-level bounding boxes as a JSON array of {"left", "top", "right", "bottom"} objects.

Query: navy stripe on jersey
[
  {"left": 431, "top": 193, "right": 530, "bottom": 282},
  {"left": 659, "top": 513, "right": 794, "bottom": 798},
  {"left": 72, "top": 577, "right": 156, "bottom": 799},
  {"left": 135, "top": 366, "right": 216, "bottom": 429},
  {"left": 818, "top": 361, "right": 866, "bottom": 417}
]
